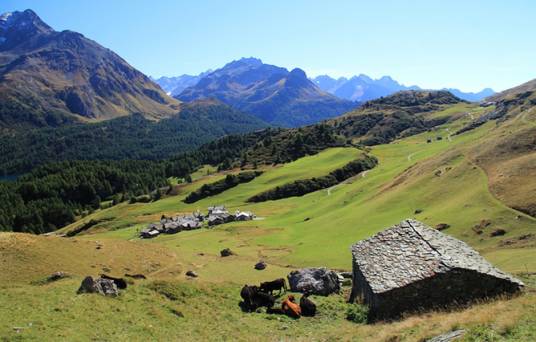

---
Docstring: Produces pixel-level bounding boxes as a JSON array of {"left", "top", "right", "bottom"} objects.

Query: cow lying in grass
[
  {"left": 240, "top": 285, "right": 275, "bottom": 312},
  {"left": 260, "top": 278, "right": 287, "bottom": 296},
  {"left": 268, "top": 295, "right": 302, "bottom": 318},
  {"left": 300, "top": 293, "right": 316, "bottom": 317}
]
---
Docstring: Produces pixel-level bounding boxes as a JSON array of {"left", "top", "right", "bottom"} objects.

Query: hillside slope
[
  {"left": 467, "top": 80, "right": 536, "bottom": 217},
  {"left": 0, "top": 10, "right": 179, "bottom": 128},
  {"left": 177, "top": 58, "right": 356, "bottom": 127},
  {"left": 328, "top": 90, "right": 467, "bottom": 145}
]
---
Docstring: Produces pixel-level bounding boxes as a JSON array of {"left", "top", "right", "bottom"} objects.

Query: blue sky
[{"left": 1, "top": 0, "right": 535, "bottom": 92}]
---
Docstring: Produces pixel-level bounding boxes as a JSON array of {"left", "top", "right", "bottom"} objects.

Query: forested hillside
[
  {"left": 0, "top": 100, "right": 267, "bottom": 175},
  {"left": 0, "top": 123, "right": 346, "bottom": 233}
]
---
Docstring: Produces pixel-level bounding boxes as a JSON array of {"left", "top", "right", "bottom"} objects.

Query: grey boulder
[
  {"left": 77, "top": 276, "right": 119, "bottom": 297},
  {"left": 287, "top": 268, "right": 340, "bottom": 296}
]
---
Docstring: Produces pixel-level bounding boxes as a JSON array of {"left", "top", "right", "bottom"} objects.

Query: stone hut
[{"left": 349, "top": 219, "right": 524, "bottom": 320}]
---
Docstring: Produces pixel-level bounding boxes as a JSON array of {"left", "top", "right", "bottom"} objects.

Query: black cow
[
  {"left": 300, "top": 293, "right": 317, "bottom": 317},
  {"left": 240, "top": 285, "right": 275, "bottom": 311},
  {"left": 260, "top": 278, "right": 287, "bottom": 296}
]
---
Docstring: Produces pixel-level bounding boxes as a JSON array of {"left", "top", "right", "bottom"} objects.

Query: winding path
[{"left": 326, "top": 170, "right": 370, "bottom": 196}]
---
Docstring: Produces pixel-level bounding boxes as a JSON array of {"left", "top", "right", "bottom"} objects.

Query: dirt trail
[
  {"left": 326, "top": 170, "right": 370, "bottom": 196},
  {"left": 445, "top": 128, "right": 452, "bottom": 142},
  {"left": 407, "top": 152, "right": 417, "bottom": 161}
]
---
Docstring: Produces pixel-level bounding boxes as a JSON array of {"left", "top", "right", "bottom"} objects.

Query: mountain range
[
  {"left": 0, "top": 9, "right": 181, "bottom": 128},
  {"left": 311, "top": 75, "right": 494, "bottom": 102},
  {"left": 156, "top": 71, "right": 494, "bottom": 108},
  {"left": 175, "top": 58, "right": 357, "bottom": 127}
]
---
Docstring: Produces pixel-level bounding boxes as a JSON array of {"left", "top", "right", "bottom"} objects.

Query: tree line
[
  {"left": 247, "top": 155, "right": 378, "bottom": 202},
  {"left": 184, "top": 171, "right": 263, "bottom": 204}
]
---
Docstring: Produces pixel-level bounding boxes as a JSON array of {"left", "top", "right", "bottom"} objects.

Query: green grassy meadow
[
  {"left": 58, "top": 103, "right": 536, "bottom": 283},
  {"left": 2, "top": 102, "right": 536, "bottom": 341}
]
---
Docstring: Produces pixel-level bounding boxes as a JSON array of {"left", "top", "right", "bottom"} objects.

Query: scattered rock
[
  {"left": 186, "top": 270, "right": 198, "bottom": 278},
  {"left": 339, "top": 273, "right": 352, "bottom": 286},
  {"left": 46, "top": 271, "right": 69, "bottom": 283},
  {"left": 435, "top": 223, "right": 450, "bottom": 231},
  {"left": 414, "top": 209, "right": 423, "bottom": 214},
  {"left": 77, "top": 276, "right": 119, "bottom": 296},
  {"left": 254, "top": 261, "right": 267, "bottom": 270},
  {"left": 304, "top": 217, "right": 310, "bottom": 222},
  {"left": 490, "top": 229, "right": 506, "bottom": 237},
  {"left": 426, "top": 329, "right": 465, "bottom": 342},
  {"left": 124, "top": 273, "right": 147, "bottom": 279},
  {"left": 287, "top": 268, "right": 340, "bottom": 296},
  {"left": 170, "top": 309, "right": 184, "bottom": 317},
  {"left": 339, "top": 272, "right": 353, "bottom": 279},
  {"left": 220, "top": 248, "right": 234, "bottom": 257},
  {"left": 473, "top": 219, "right": 491, "bottom": 234}
]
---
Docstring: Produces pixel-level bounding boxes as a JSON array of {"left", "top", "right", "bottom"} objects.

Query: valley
[
  {"left": 2, "top": 99, "right": 534, "bottom": 340},
  {"left": 0, "top": 4, "right": 535, "bottom": 341}
]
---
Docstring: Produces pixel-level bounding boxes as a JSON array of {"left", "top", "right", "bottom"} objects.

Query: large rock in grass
[
  {"left": 77, "top": 276, "right": 119, "bottom": 296},
  {"left": 287, "top": 268, "right": 340, "bottom": 296}
]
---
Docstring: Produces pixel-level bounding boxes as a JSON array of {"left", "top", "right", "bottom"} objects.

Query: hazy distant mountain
[
  {"left": 177, "top": 58, "right": 357, "bottom": 127},
  {"left": 313, "top": 74, "right": 419, "bottom": 102},
  {"left": 313, "top": 75, "right": 494, "bottom": 102},
  {"left": 0, "top": 9, "right": 180, "bottom": 128},
  {"left": 445, "top": 88, "right": 496, "bottom": 102},
  {"left": 153, "top": 70, "right": 211, "bottom": 97}
]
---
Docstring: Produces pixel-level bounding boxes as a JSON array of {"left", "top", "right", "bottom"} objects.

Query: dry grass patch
[{"left": 0, "top": 232, "right": 181, "bottom": 285}]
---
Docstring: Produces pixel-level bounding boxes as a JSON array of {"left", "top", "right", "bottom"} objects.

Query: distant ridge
[
  {"left": 312, "top": 74, "right": 494, "bottom": 102},
  {"left": 153, "top": 70, "right": 212, "bottom": 97},
  {"left": 176, "top": 58, "right": 357, "bottom": 127}
]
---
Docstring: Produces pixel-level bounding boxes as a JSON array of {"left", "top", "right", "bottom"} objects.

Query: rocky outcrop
[
  {"left": 287, "top": 268, "right": 340, "bottom": 296},
  {"left": 427, "top": 330, "right": 465, "bottom": 342},
  {"left": 77, "top": 276, "right": 119, "bottom": 297}
]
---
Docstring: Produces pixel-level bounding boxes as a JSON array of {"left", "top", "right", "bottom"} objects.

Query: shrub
[
  {"left": 184, "top": 171, "right": 263, "bottom": 203},
  {"left": 346, "top": 304, "right": 369, "bottom": 324}
]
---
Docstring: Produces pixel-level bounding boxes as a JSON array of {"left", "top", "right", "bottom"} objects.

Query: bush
[
  {"left": 184, "top": 171, "right": 263, "bottom": 203},
  {"left": 346, "top": 304, "right": 369, "bottom": 324}
]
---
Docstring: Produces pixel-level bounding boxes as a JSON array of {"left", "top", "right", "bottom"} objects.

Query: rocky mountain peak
[{"left": 0, "top": 9, "right": 53, "bottom": 35}]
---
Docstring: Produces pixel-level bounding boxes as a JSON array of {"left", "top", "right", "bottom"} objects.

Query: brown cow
[
  {"left": 282, "top": 295, "right": 301, "bottom": 318},
  {"left": 300, "top": 293, "right": 316, "bottom": 317}
]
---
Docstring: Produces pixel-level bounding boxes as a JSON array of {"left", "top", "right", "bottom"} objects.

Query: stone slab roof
[{"left": 351, "top": 219, "right": 523, "bottom": 294}]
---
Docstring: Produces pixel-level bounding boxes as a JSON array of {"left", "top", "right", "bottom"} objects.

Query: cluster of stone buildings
[{"left": 140, "top": 206, "right": 255, "bottom": 238}]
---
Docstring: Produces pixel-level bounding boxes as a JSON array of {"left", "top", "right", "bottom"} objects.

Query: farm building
[
  {"left": 349, "top": 219, "right": 524, "bottom": 320},
  {"left": 235, "top": 210, "right": 255, "bottom": 221}
]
